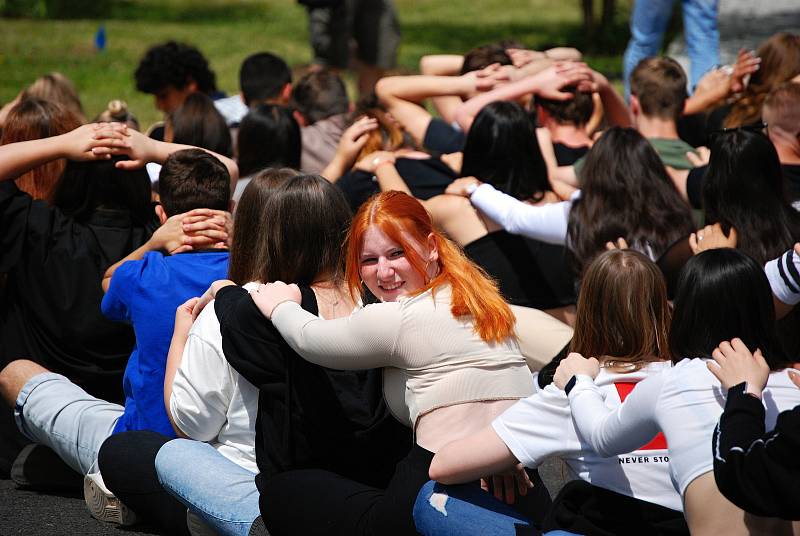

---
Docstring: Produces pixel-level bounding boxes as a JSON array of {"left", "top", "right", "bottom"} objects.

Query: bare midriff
[{"left": 415, "top": 399, "right": 519, "bottom": 453}]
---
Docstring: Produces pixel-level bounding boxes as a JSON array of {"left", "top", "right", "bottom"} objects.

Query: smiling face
[{"left": 359, "top": 224, "right": 438, "bottom": 302}]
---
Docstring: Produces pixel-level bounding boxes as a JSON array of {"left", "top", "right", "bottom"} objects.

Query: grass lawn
[{"left": 0, "top": 0, "right": 632, "bottom": 128}]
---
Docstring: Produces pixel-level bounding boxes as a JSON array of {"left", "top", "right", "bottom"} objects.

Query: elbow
[
  {"left": 374, "top": 77, "right": 395, "bottom": 104},
  {"left": 428, "top": 454, "right": 460, "bottom": 485}
]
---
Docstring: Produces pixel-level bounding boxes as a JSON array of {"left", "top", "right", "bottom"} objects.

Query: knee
[{"left": 0, "top": 359, "right": 49, "bottom": 407}]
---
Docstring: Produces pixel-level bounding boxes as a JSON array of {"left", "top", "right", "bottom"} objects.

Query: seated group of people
[{"left": 0, "top": 31, "right": 799, "bottom": 536}]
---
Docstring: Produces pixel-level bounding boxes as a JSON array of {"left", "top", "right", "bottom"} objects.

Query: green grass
[{"left": 0, "top": 0, "right": 632, "bottom": 128}]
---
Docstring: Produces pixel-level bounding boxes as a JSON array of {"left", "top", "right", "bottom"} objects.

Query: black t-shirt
[
  {"left": 422, "top": 118, "right": 465, "bottom": 155},
  {"left": 215, "top": 285, "right": 411, "bottom": 490},
  {"left": 336, "top": 156, "right": 457, "bottom": 212},
  {"left": 686, "top": 165, "right": 707, "bottom": 210},
  {"left": 463, "top": 231, "right": 576, "bottom": 309},
  {"left": 783, "top": 164, "right": 800, "bottom": 204},
  {"left": 553, "top": 143, "right": 590, "bottom": 166},
  {"left": 0, "top": 182, "right": 156, "bottom": 402}
]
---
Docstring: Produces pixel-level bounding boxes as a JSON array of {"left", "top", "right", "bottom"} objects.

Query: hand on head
[
  {"left": 152, "top": 208, "right": 231, "bottom": 254},
  {"left": 89, "top": 121, "right": 159, "bottom": 169},
  {"left": 334, "top": 116, "right": 379, "bottom": 167},
  {"left": 355, "top": 150, "right": 396, "bottom": 174},
  {"left": 690, "top": 223, "right": 737, "bottom": 254}
]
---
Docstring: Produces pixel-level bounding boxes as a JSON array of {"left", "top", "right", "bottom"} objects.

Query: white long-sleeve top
[
  {"left": 766, "top": 248, "right": 800, "bottom": 305},
  {"left": 270, "top": 285, "right": 534, "bottom": 427},
  {"left": 494, "top": 361, "right": 682, "bottom": 511},
  {"left": 468, "top": 183, "right": 578, "bottom": 245},
  {"left": 567, "top": 358, "right": 800, "bottom": 497}
]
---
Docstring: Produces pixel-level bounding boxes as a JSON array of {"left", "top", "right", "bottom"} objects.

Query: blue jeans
[
  {"left": 623, "top": 0, "right": 720, "bottom": 97},
  {"left": 155, "top": 439, "right": 259, "bottom": 536},
  {"left": 14, "top": 372, "right": 122, "bottom": 475},
  {"left": 414, "top": 480, "right": 580, "bottom": 536}
]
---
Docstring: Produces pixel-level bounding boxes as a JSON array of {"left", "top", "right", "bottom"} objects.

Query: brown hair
[
  {"left": 229, "top": 171, "right": 352, "bottom": 287},
  {"left": 570, "top": 249, "right": 671, "bottom": 369},
  {"left": 94, "top": 100, "right": 140, "bottom": 131},
  {"left": 345, "top": 191, "right": 516, "bottom": 343},
  {"left": 354, "top": 106, "right": 407, "bottom": 162},
  {"left": 630, "top": 57, "right": 687, "bottom": 121},
  {"left": 763, "top": 82, "right": 800, "bottom": 134},
  {"left": 22, "top": 72, "right": 85, "bottom": 123},
  {"left": 0, "top": 97, "right": 82, "bottom": 203},
  {"left": 725, "top": 33, "right": 800, "bottom": 128},
  {"left": 461, "top": 43, "right": 514, "bottom": 75},
  {"left": 536, "top": 86, "right": 594, "bottom": 126}
]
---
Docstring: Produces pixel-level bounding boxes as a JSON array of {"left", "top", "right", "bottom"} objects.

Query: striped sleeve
[{"left": 765, "top": 249, "right": 800, "bottom": 306}]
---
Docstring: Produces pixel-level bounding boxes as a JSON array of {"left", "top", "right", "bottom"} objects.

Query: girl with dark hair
[
  {"left": 423, "top": 250, "right": 687, "bottom": 536},
  {"left": 367, "top": 100, "right": 576, "bottom": 328},
  {"left": 234, "top": 104, "right": 301, "bottom": 200},
  {"left": 0, "top": 97, "right": 82, "bottom": 203},
  {"left": 167, "top": 92, "right": 233, "bottom": 158},
  {"left": 555, "top": 249, "right": 800, "bottom": 535},
  {"left": 242, "top": 191, "right": 545, "bottom": 536},
  {"left": 449, "top": 126, "right": 695, "bottom": 279}
]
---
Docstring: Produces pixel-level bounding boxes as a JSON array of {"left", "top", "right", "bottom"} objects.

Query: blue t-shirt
[{"left": 102, "top": 250, "right": 229, "bottom": 436}]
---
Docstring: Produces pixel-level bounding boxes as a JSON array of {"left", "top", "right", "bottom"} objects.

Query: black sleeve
[
  {"left": 422, "top": 117, "right": 466, "bottom": 154},
  {"left": 215, "top": 285, "right": 318, "bottom": 387},
  {"left": 685, "top": 165, "right": 706, "bottom": 210},
  {"left": 0, "top": 181, "right": 50, "bottom": 273},
  {"left": 712, "top": 383, "right": 800, "bottom": 519}
]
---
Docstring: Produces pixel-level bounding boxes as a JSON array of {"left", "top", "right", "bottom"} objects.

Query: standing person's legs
[
  {"left": 623, "top": 0, "right": 677, "bottom": 99},
  {"left": 1, "top": 361, "right": 122, "bottom": 475},
  {"left": 98, "top": 431, "right": 190, "bottom": 535},
  {"left": 352, "top": 0, "right": 400, "bottom": 96},
  {"left": 260, "top": 445, "right": 434, "bottom": 536},
  {"left": 307, "top": 2, "right": 351, "bottom": 70},
  {"left": 155, "top": 438, "right": 260, "bottom": 536},
  {"left": 681, "top": 0, "right": 720, "bottom": 91}
]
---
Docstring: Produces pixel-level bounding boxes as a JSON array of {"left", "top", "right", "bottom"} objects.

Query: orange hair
[{"left": 345, "top": 191, "right": 516, "bottom": 343}]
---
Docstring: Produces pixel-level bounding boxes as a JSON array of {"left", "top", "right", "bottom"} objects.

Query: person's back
[
  {"left": 762, "top": 82, "right": 800, "bottom": 207},
  {"left": 535, "top": 88, "right": 593, "bottom": 166},
  {"left": 101, "top": 149, "right": 232, "bottom": 436}
]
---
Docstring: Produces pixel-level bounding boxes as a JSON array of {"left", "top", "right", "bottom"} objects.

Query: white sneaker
[{"left": 83, "top": 471, "right": 137, "bottom": 525}]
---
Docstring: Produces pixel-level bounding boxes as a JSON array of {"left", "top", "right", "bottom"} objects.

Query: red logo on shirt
[{"left": 615, "top": 382, "right": 667, "bottom": 450}]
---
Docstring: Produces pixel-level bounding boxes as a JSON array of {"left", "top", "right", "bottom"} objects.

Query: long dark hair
[
  {"left": 170, "top": 92, "right": 232, "bottom": 157},
  {"left": 461, "top": 101, "right": 550, "bottom": 201},
  {"left": 229, "top": 173, "right": 351, "bottom": 286},
  {"left": 567, "top": 127, "right": 694, "bottom": 273},
  {"left": 237, "top": 104, "right": 301, "bottom": 177},
  {"left": 52, "top": 156, "right": 155, "bottom": 227},
  {"left": 703, "top": 129, "right": 800, "bottom": 265},
  {"left": 669, "top": 249, "right": 787, "bottom": 368}
]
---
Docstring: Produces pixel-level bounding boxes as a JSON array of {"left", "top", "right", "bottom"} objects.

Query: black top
[
  {"left": 215, "top": 285, "right": 411, "bottom": 490},
  {"left": 463, "top": 231, "right": 576, "bottom": 309},
  {"left": 783, "top": 164, "right": 800, "bottom": 205},
  {"left": 336, "top": 156, "right": 456, "bottom": 212},
  {"left": 422, "top": 117, "right": 465, "bottom": 155},
  {"left": 686, "top": 165, "right": 707, "bottom": 210},
  {"left": 553, "top": 142, "right": 590, "bottom": 166},
  {"left": 0, "top": 182, "right": 156, "bottom": 403},
  {"left": 712, "top": 383, "right": 800, "bottom": 520}
]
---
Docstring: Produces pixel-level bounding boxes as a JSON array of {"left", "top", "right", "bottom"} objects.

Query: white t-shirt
[
  {"left": 568, "top": 358, "right": 800, "bottom": 498},
  {"left": 494, "top": 361, "right": 682, "bottom": 512},
  {"left": 170, "top": 285, "right": 260, "bottom": 473}
]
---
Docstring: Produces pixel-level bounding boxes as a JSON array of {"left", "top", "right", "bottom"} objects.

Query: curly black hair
[{"left": 134, "top": 41, "right": 217, "bottom": 94}]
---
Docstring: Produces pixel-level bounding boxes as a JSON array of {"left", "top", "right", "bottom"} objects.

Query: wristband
[
  {"left": 564, "top": 375, "right": 578, "bottom": 395},
  {"left": 374, "top": 159, "right": 395, "bottom": 173}
]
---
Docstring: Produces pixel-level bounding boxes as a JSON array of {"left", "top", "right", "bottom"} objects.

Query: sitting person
[
  {"left": 168, "top": 92, "right": 233, "bottom": 158},
  {"left": 291, "top": 69, "right": 351, "bottom": 174},
  {"left": 243, "top": 191, "right": 547, "bottom": 536},
  {"left": 535, "top": 88, "right": 594, "bottom": 166},
  {"left": 555, "top": 248, "right": 800, "bottom": 535},
  {"left": 446, "top": 127, "right": 695, "bottom": 285},
  {"left": 0, "top": 124, "right": 236, "bottom": 487},
  {"left": 234, "top": 104, "right": 301, "bottom": 202},
  {"left": 762, "top": 81, "right": 800, "bottom": 207},
  {"left": 422, "top": 249, "right": 686, "bottom": 536}
]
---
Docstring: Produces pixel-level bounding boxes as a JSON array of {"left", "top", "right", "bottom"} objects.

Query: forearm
[
  {"left": 454, "top": 75, "right": 543, "bottom": 131},
  {"left": 164, "top": 330, "right": 190, "bottom": 438},
  {"left": 765, "top": 249, "right": 800, "bottom": 318},
  {"left": 597, "top": 85, "right": 633, "bottom": 128},
  {"left": 420, "top": 54, "right": 464, "bottom": 76},
  {"left": 0, "top": 135, "right": 66, "bottom": 182},
  {"left": 377, "top": 75, "right": 474, "bottom": 105},
  {"left": 321, "top": 154, "right": 351, "bottom": 183},
  {"left": 151, "top": 140, "right": 239, "bottom": 182}
]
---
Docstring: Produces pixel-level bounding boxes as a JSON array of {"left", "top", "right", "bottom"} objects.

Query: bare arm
[
  {"left": 429, "top": 426, "right": 519, "bottom": 484},
  {"left": 420, "top": 54, "right": 468, "bottom": 123},
  {"left": 163, "top": 298, "right": 198, "bottom": 438}
]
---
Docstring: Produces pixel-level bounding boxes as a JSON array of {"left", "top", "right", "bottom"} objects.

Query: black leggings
[
  {"left": 97, "top": 431, "right": 189, "bottom": 536},
  {"left": 261, "top": 445, "right": 434, "bottom": 536}
]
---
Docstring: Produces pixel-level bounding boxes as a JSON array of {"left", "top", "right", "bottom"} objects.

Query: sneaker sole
[{"left": 83, "top": 475, "right": 137, "bottom": 526}]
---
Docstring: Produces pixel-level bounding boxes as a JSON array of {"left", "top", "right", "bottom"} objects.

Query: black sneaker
[{"left": 11, "top": 444, "right": 82, "bottom": 492}]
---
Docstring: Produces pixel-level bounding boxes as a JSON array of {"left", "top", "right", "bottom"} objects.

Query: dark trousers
[
  {"left": 97, "top": 430, "right": 189, "bottom": 536},
  {"left": 261, "top": 444, "right": 434, "bottom": 536}
]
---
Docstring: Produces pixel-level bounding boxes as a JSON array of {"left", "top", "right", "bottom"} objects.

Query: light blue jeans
[
  {"left": 155, "top": 439, "right": 260, "bottom": 536},
  {"left": 14, "top": 372, "right": 122, "bottom": 475},
  {"left": 623, "top": 0, "right": 720, "bottom": 97},
  {"left": 413, "top": 480, "right": 582, "bottom": 536}
]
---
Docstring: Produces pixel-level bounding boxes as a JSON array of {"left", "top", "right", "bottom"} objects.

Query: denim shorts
[{"left": 15, "top": 372, "right": 123, "bottom": 475}]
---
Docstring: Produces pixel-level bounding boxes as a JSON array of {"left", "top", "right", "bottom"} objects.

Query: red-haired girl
[{"left": 249, "top": 190, "right": 540, "bottom": 536}]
